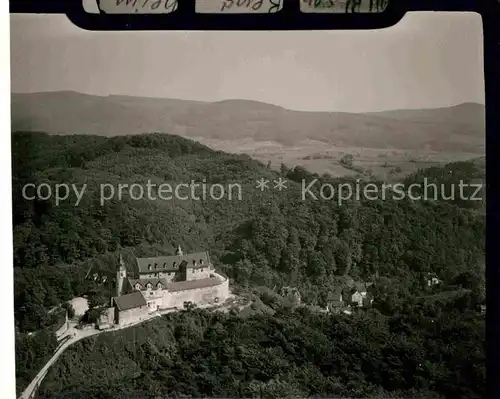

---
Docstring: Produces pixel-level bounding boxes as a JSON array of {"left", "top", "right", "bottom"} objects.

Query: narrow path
[
  {"left": 18, "top": 298, "right": 246, "bottom": 399},
  {"left": 19, "top": 312, "right": 163, "bottom": 399},
  {"left": 19, "top": 327, "right": 100, "bottom": 399}
]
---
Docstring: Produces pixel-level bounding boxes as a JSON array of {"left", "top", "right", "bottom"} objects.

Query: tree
[
  {"left": 87, "top": 289, "right": 108, "bottom": 309},
  {"left": 82, "top": 307, "right": 105, "bottom": 324},
  {"left": 280, "top": 163, "right": 289, "bottom": 176},
  {"left": 340, "top": 154, "right": 354, "bottom": 168},
  {"left": 183, "top": 301, "right": 197, "bottom": 311},
  {"left": 247, "top": 379, "right": 306, "bottom": 398}
]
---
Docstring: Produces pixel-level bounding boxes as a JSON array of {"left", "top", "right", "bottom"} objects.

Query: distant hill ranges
[{"left": 11, "top": 91, "right": 485, "bottom": 154}]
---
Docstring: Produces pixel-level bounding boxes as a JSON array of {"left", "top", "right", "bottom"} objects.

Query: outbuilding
[{"left": 112, "top": 291, "right": 149, "bottom": 326}]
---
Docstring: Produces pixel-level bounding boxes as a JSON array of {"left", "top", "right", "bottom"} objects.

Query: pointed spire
[
  {"left": 175, "top": 244, "right": 183, "bottom": 256},
  {"left": 119, "top": 253, "right": 125, "bottom": 269}
]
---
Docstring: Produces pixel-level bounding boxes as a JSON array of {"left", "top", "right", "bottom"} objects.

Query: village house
[
  {"left": 426, "top": 273, "right": 441, "bottom": 287},
  {"left": 326, "top": 281, "right": 374, "bottom": 312},
  {"left": 347, "top": 282, "right": 374, "bottom": 307},
  {"left": 326, "top": 287, "right": 344, "bottom": 313},
  {"left": 99, "top": 246, "right": 229, "bottom": 328},
  {"left": 279, "top": 286, "right": 302, "bottom": 305}
]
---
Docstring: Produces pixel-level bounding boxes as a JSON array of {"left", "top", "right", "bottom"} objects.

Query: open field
[{"left": 193, "top": 137, "right": 483, "bottom": 180}]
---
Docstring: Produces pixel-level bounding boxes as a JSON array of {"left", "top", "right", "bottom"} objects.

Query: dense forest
[
  {"left": 38, "top": 299, "right": 484, "bottom": 399},
  {"left": 12, "top": 132, "right": 485, "bottom": 397}
]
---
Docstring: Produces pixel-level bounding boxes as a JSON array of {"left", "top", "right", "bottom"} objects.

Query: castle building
[
  {"left": 105, "top": 247, "right": 229, "bottom": 327},
  {"left": 134, "top": 248, "right": 212, "bottom": 283}
]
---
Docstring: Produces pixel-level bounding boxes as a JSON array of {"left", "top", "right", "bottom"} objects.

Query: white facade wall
[
  {"left": 351, "top": 292, "right": 367, "bottom": 307},
  {"left": 117, "top": 305, "right": 149, "bottom": 326},
  {"left": 140, "top": 272, "right": 177, "bottom": 281},
  {"left": 159, "top": 275, "right": 229, "bottom": 309},
  {"left": 163, "top": 285, "right": 220, "bottom": 308},
  {"left": 161, "top": 272, "right": 177, "bottom": 282},
  {"left": 427, "top": 277, "right": 440, "bottom": 287},
  {"left": 140, "top": 266, "right": 214, "bottom": 282},
  {"left": 111, "top": 275, "right": 229, "bottom": 326},
  {"left": 186, "top": 266, "right": 211, "bottom": 281},
  {"left": 143, "top": 289, "right": 164, "bottom": 312},
  {"left": 146, "top": 297, "right": 162, "bottom": 312}
]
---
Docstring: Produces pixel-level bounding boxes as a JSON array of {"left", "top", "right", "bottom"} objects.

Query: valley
[{"left": 11, "top": 92, "right": 485, "bottom": 180}]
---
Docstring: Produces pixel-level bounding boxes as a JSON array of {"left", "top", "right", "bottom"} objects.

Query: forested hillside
[
  {"left": 37, "top": 302, "right": 484, "bottom": 399},
  {"left": 13, "top": 132, "right": 485, "bottom": 398}
]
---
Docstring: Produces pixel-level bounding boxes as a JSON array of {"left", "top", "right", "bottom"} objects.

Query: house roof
[
  {"left": 347, "top": 287, "right": 363, "bottom": 296},
  {"left": 166, "top": 276, "right": 221, "bottom": 292},
  {"left": 327, "top": 288, "right": 343, "bottom": 301},
  {"left": 136, "top": 251, "right": 211, "bottom": 274},
  {"left": 353, "top": 282, "right": 373, "bottom": 293},
  {"left": 128, "top": 278, "right": 169, "bottom": 289},
  {"left": 113, "top": 291, "right": 147, "bottom": 311}
]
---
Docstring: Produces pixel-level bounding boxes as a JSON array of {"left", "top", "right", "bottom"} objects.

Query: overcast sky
[{"left": 11, "top": 12, "right": 484, "bottom": 112}]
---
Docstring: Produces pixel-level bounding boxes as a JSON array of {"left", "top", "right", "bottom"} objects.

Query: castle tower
[
  {"left": 175, "top": 244, "right": 183, "bottom": 256},
  {"left": 116, "top": 253, "right": 127, "bottom": 297}
]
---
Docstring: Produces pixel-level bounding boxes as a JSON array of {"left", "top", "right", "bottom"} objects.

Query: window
[
  {"left": 148, "top": 264, "right": 152, "bottom": 270},
  {"left": 173, "top": 262, "right": 177, "bottom": 268},
  {"left": 154, "top": 263, "right": 158, "bottom": 269},
  {"left": 163, "top": 262, "right": 167, "bottom": 268},
  {"left": 200, "top": 259, "right": 204, "bottom": 264},
  {"left": 146, "top": 283, "right": 152, "bottom": 290}
]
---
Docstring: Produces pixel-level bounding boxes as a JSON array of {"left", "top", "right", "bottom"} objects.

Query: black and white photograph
[{"left": 11, "top": 9, "right": 485, "bottom": 399}]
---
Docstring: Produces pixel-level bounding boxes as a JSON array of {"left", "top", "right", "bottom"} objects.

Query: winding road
[
  {"left": 19, "top": 309, "right": 174, "bottom": 399},
  {"left": 19, "top": 325, "right": 100, "bottom": 399},
  {"left": 18, "top": 296, "right": 247, "bottom": 399}
]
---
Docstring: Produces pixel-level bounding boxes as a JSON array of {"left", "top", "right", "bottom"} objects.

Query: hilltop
[
  {"left": 13, "top": 132, "right": 485, "bottom": 398},
  {"left": 11, "top": 91, "right": 485, "bottom": 153}
]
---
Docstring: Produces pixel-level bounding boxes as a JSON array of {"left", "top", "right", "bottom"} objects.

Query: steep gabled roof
[
  {"left": 136, "top": 251, "right": 211, "bottom": 274},
  {"left": 353, "top": 282, "right": 365, "bottom": 293},
  {"left": 113, "top": 291, "right": 147, "bottom": 311},
  {"left": 327, "top": 287, "right": 343, "bottom": 301},
  {"left": 353, "top": 281, "right": 373, "bottom": 293}
]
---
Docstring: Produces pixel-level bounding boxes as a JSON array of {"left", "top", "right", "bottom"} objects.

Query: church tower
[
  {"left": 175, "top": 244, "right": 183, "bottom": 256},
  {"left": 116, "top": 253, "right": 127, "bottom": 297}
]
